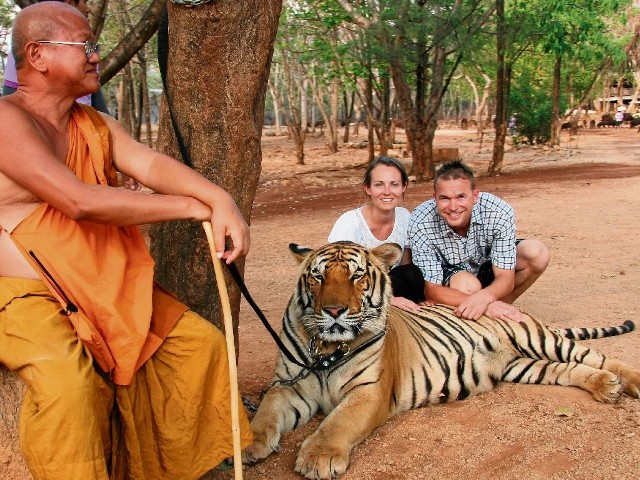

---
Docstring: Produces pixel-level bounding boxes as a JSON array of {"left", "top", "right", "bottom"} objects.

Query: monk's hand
[
  {"left": 210, "top": 192, "right": 250, "bottom": 264},
  {"left": 485, "top": 301, "right": 524, "bottom": 322}
]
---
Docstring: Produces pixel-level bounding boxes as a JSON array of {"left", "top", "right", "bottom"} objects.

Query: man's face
[
  {"left": 433, "top": 177, "right": 479, "bottom": 236},
  {"left": 44, "top": 16, "right": 101, "bottom": 96}
]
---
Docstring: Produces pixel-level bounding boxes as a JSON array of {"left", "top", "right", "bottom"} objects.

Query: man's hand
[
  {"left": 454, "top": 289, "right": 494, "bottom": 320},
  {"left": 210, "top": 192, "right": 250, "bottom": 264},
  {"left": 485, "top": 300, "right": 524, "bottom": 322}
]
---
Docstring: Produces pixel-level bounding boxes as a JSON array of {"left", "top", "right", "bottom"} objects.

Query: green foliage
[{"left": 509, "top": 54, "right": 558, "bottom": 144}]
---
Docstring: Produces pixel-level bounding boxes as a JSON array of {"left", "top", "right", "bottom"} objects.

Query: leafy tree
[{"left": 337, "top": 0, "right": 494, "bottom": 180}]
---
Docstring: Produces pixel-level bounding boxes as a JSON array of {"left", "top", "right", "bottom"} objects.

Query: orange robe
[
  {"left": 9, "top": 104, "right": 185, "bottom": 385},
  {"left": 1, "top": 104, "right": 253, "bottom": 479}
]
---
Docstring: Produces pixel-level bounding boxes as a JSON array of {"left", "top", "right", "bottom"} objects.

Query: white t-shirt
[{"left": 328, "top": 206, "right": 411, "bottom": 256}]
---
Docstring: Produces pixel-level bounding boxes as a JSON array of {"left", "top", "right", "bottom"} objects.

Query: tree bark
[{"left": 151, "top": 0, "right": 281, "bottom": 341}]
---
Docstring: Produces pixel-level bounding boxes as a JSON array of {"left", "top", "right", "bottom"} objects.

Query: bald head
[{"left": 12, "top": 2, "right": 88, "bottom": 69}]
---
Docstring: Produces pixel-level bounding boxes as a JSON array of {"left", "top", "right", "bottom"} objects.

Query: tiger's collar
[
  {"left": 260, "top": 330, "right": 386, "bottom": 397},
  {"left": 308, "top": 330, "right": 386, "bottom": 371}
]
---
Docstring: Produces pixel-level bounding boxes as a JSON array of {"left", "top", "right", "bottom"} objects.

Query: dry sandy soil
[{"left": 209, "top": 125, "right": 640, "bottom": 480}]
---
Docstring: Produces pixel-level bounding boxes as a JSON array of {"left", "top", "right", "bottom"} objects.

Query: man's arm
[
  {"left": 0, "top": 103, "right": 248, "bottom": 262},
  {"left": 424, "top": 281, "right": 469, "bottom": 306},
  {"left": 451, "top": 266, "right": 518, "bottom": 320},
  {"left": 426, "top": 268, "right": 522, "bottom": 322}
]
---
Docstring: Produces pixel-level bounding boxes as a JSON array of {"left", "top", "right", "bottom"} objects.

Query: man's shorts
[
  {"left": 442, "top": 240, "right": 522, "bottom": 288},
  {"left": 442, "top": 261, "right": 495, "bottom": 288}
]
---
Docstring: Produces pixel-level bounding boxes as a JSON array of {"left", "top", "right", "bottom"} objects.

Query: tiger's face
[{"left": 289, "top": 241, "right": 402, "bottom": 343}]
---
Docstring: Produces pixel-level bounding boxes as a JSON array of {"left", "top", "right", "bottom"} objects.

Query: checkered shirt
[{"left": 409, "top": 192, "right": 517, "bottom": 284}]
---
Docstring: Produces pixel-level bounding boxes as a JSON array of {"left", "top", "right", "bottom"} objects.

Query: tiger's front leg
[
  {"left": 243, "top": 384, "right": 319, "bottom": 465},
  {"left": 294, "top": 386, "right": 389, "bottom": 480}
]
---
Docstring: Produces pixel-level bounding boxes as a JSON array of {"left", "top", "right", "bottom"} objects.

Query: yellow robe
[{"left": 0, "top": 104, "right": 253, "bottom": 479}]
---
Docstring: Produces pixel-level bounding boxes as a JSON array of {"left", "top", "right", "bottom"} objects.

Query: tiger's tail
[{"left": 555, "top": 320, "right": 635, "bottom": 340}]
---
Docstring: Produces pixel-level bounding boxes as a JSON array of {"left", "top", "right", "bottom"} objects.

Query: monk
[{"left": 0, "top": 3, "right": 253, "bottom": 479}]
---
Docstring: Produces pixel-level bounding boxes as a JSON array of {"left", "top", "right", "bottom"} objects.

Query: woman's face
[{"left": 364, "top": 164, "right": 406, "bottom": 212}]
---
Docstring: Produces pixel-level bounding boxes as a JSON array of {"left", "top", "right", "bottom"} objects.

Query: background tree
[{"left": 338, "top": 0, "right": 494, "bottom": 180}]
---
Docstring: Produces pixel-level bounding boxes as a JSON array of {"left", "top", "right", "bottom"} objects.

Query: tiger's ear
[
  {"left": 289, "top": 243, "right": 314, "bottom": 264},
  {"left": 371, "top": 243, "right": 402, "bottom": 269}
]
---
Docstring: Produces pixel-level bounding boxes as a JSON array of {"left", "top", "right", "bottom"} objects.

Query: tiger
[{"left": 242, "top": 241, "right": 640, "bottom": 480}]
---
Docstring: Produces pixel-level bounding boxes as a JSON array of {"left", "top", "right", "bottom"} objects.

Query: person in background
[
  {"left": 409, "top": 160, "right": 549, "bottom": 322},
  {"left": 328, "top": 156, "right": 428, "bottom": 312},
  {"left": 0, "top": 3, "right": 252, "bottom": 478}
]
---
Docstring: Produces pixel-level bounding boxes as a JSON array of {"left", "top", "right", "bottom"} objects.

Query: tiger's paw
[
  {"left": 242, "top": 434, "right": 281, "bottom": 465},
  {"left": 619, "top": 367, "right": 640, "bottom": 399},
  {"left": 589, "top": 371, "right": 623, "bottom": 403},
  {"left": 295, "top": 440, "right": 350, "bottom": 479}
]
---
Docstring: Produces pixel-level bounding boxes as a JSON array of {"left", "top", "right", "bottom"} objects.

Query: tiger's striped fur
[{"left": 243, "top": 241, "right": 640, "bottom": 480}]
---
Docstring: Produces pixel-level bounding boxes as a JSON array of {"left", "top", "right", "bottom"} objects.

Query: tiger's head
[{"left": 289, "top": 241, "right": 402, "bottom": 343}]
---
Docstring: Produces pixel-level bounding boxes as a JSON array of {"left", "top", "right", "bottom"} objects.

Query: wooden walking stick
[{"left": 202, "top": 221, "right": 243, "bottom": 480}]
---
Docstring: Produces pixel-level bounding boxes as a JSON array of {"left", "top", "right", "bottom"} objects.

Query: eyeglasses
[{"left": 36, "top": 40, "right": 101, "bottom": 58}]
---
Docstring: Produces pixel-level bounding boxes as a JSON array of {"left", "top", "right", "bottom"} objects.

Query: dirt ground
[{"left": 210, "top": 125, "right": 640, "bottom": 480}]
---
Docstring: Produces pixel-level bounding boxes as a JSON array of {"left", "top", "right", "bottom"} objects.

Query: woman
[{"left": 328, "top": 156, "right": 427, "bottom": 312}]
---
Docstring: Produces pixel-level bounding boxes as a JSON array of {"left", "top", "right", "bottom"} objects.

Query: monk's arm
[
  {"left": 104, "top": 113, "right": 249, "bottom": 262},
  {"left": 0, "top": 105, "right": 211, "bottom": 226}
]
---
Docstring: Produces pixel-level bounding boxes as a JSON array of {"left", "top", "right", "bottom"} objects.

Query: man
[
  {"left": 0, "top": 3, "right": 252, "bottom": 479},
  {"left": 409, "top": 160, "right": 549, "bottom": 322},
  {"left": 3, "top": 0, "right": 110, "bottom": 114}
]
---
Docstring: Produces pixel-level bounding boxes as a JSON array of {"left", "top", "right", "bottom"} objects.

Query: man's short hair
[{"left": 434, "top": 160, "right": 476, "bottom": 190}]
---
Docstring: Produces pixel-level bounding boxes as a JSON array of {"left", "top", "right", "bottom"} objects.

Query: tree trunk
[
  {"left": 0, "top": 367, "right": 29, "bottom": 480},
  {"left": 281, "top": 53, "right": 306, "bottom": 164},
  {"left": 378, "top": 72, "right": 391, "bottom": 156},
  {"left": 353, "top": 100, "right": 361, "bottom": 137},
  {"left": 267, "top": 63, "right": 283, "bottom": 134},
  {"left": 365, "top": 73, "right": 376, "bottom": 163},
  {"left": 489, "top": 0, "right": 506, "bottom": 176},
  {"left": 342, "top": 91, "right": 354, "bottom": 144},
  {"left": 151, "top": 0, "right": 282, "bottom": 339},
  {"left": 329, "top": 77, "right": 339, "bottom": 153},
  {"left": 300, "top": 77, "right": 309, "bottom": 132},
  {"left": 550, "top": 54, "right": 562, "bottom": 146}
]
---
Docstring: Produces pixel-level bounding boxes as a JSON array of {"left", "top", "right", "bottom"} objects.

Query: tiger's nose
[{"left": 324, "top": 306, "right": 347, "bottom": 318}]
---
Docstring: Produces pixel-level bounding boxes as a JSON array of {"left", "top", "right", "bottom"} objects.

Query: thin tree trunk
[
  {"left": 342, "top": 91, "right": 354, "bottom": 143},
  {"left": 378, "top": 71, "right": 391, "bottom": 155},
  {"left": 301, "top": 78, "right": 309, "bottom": 132},
  {"left": 489, "top": 0, "right": 507, "bottom": 176},
  {"left": 329, "top": 77, "right": 339, "bottom": 153},
  {"left": 365, "top": 73, "right": 376, "bottom": 163},
  {"left": 550, "top": 54, "right": 562, "bottom": 146}
]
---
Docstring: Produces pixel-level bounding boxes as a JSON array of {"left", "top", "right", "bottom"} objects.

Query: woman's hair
[{"left": 363, "top": 156, "right": 409, "bottom": 187}]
